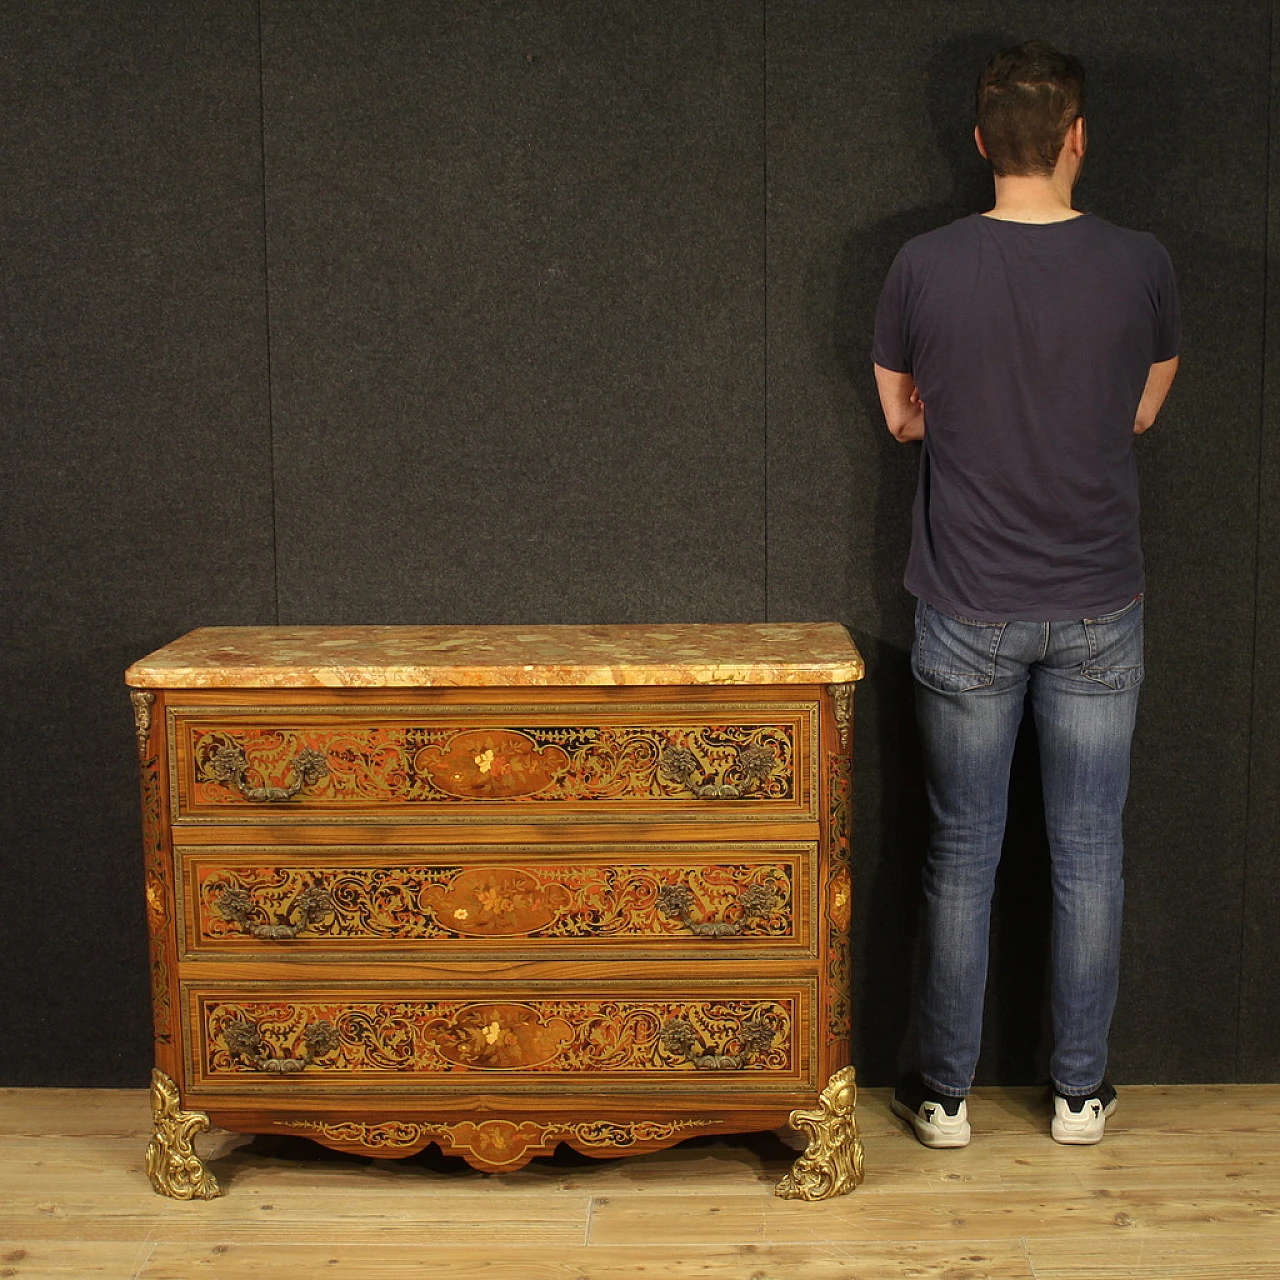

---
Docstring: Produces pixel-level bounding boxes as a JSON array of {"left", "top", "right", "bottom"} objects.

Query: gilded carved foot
[
  {"left": 144, "top": 1069, "right": 221, "bottom": 1199},
  {"left": 774, "top": 1066, "right": 865, "bottom": 1201}
]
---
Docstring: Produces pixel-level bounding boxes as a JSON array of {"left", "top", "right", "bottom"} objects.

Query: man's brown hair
[{"left": 975, "top": 41, "right": 1085, "bottom": 177}]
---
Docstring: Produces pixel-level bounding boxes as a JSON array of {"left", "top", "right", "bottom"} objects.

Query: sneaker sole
[
  {"left": 1052, "top": 1098, "right": 1117, "bottom": 1145},
  {"left": 891, "top": 1097, "right": 971, "bottom": 1149}
]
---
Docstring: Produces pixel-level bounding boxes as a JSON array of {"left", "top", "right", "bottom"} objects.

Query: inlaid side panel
[
  {"left": 136, "top": 693, "right": 176, "bottom": 1052},
  {"left": 178, "top": 843, "right": 815, "bottom": 958},
  {"left": 822, "top": 688, "right": 854, "bottom": 1070}
]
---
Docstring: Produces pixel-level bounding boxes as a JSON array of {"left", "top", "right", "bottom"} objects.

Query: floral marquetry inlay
[
  {"left": 419, "top": 729, "right": 571, "bottom": 799},
  {"left": 420, "top": 866, "right": 572, "bottom": 935}
]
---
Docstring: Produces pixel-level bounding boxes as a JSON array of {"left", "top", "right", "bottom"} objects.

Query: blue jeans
[{"left": 910, "top": 595, "right": 1144, "bottom": 1098}]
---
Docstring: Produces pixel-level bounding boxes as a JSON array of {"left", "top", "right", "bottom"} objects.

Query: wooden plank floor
[{"left": 1, "top": 1085, "right": 1278, "bottom": 1278}]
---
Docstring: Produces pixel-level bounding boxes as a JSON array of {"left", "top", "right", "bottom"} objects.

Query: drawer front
[
  {"left": 183, "top": 981, "right": 814, "bottom": 1093},
  {"left": 180, "top": 844, "right": 815, "bottom": 958},
  {"left": 168, "top": 701, "right": 817, "bottom": 824}
]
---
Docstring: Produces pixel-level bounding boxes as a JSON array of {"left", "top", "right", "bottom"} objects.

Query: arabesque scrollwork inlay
[
  {"left": 195, "top": 861, "right": 795, "bottom": 945},
  {"left": 280, "top": 1115, "right": 717, "bottom": 1167},
  {"left": 186, "top": 719, "right": 798, "bottom": 809},
  {"left": 201, "top": 996, "right": 794, "bottom": 1077}
]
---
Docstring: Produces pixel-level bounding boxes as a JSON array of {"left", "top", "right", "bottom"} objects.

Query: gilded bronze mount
[
  {"left": 145, "top": 1069, "right": 220, "bottom": 1199},
  {"left": 775, "top": 1066, "right": 865, "bottom": 1200}
]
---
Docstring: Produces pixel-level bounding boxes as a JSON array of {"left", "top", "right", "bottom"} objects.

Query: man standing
[{"left": 873, "top": 42, "right": 1179, "bottom": 1147}]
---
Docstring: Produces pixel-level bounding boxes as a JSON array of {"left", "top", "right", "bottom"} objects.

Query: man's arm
[
  {"left": 1134, "top": 356, "right": 1179, "bottom": 434},
  {"left": 874, "top": 364, "right": 925, "bottom": 441}
]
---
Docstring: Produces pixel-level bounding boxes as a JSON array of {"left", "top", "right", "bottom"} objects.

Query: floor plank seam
[
  {"left": 128, "top": 1239, "right": 158, "bottom": 1280},
  {"left": 1022, "top": 1235, "right": 1042, "bottom": 1280}
]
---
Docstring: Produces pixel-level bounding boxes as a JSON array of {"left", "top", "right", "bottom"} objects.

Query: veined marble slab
[{"left": 126, "top": 623, "right": 864, "bottom": 688}]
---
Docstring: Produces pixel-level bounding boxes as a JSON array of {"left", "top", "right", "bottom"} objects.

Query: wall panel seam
[
  {"left": 763, "top": 0, "right": 771, "bottom": 621},
  {"left": 1239, "top": 0, "right": 1278, "bottom": 1081},
  {"left": 256, "top": 0, "right": 281, "bottom": 625}
]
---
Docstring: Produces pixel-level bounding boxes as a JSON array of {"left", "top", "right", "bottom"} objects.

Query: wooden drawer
[
  {"left": 182, "top": 978, "right": 816, "bottom": 1095},
  {"left": 178, "top": 842, "right": 816, "bottom": 959},
  {"left": 167, "top": 699, "right": 819, "bottom": 825}
]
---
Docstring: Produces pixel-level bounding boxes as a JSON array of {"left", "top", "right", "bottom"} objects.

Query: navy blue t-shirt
[{"left": 873, "top": 212, "right": 1179, "bottom": 622}]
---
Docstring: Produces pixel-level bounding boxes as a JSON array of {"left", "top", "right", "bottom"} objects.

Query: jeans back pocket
[
  {"left": 911, "top": 601, "right": 1006, "bottom": 693},
  {"left": 1081, "top": 596, "right": 1145, "bottom": 691}
]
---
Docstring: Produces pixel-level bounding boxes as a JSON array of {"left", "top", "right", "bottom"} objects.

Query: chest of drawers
[{"left": 126, "top": 623, "right": 864, "bottom": 1201}]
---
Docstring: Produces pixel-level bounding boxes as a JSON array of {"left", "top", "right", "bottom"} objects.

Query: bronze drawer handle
[
  {"left": 203, "top": 744, "right": 330, "bottom": 803},
  {"left": 222, "top": 1019, "right": 340, "bottom": 1073},
  {"left": 657, "top": 883, "right": 781, "bottom": 937},
  {"left": 659, "top": 744, "right": 776, "bottom": 799},
  {"left": 660, "top": 1018, "right": 776, "bottom": 1070},
  {"left": 215, "top": 884, "right": 332, "bottom": 940}
]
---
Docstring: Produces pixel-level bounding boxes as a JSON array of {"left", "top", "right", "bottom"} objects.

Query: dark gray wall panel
[
  {"left": 1097, "top": 5, "right": 1268, "bottom": 1085},
  {"left": 1241, "top": 6, "right": 1280, "bottom": 1081},
  {"left": 263, "top": 3, "right": 766, "bottom": 625},
  {"left": 765, "top": 1, "right": 1269, "bottom": 1085},
  {"left": 0, "top": 3, "right": 276, "bottom": 1084}
]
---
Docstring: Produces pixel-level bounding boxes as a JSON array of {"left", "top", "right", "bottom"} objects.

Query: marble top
[{"left": 126, "top": 623, "right": 864, "bottom": 688}]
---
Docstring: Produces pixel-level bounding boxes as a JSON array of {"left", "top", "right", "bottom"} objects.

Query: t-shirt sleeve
[
  {"left": 1152, "top": 242, "right": 1180, "bottom": 362},
  {"left": 872, "top": 248, "right": 913, "bottom": 373}
]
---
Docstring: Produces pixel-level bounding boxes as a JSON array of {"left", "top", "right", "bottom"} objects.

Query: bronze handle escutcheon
[
  {"left": 202, "top": 744, "right": 330, "bottom": 803},
  {"left": 657, "top": 883, "right": 781, "bottom": 937},
  {"left": 659, "top": 744, "right": 776, "bottom": 799},
  {"left": 660, "top": 1017, "right": 776, "bottom": 1070},
  {"left": 215, "top": 884, "right": 332, "bottom": 940},
  {"left": 222, "top": 1019, "right": 340, "bottom": 1073}
]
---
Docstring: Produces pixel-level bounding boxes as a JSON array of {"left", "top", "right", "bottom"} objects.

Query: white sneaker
[
  {"left": 1052, "top": 1083, "right": 1117, "bottom": 1145},
  {"left": 891, "top": 1074, "right": 971, "bottom": 1148}
]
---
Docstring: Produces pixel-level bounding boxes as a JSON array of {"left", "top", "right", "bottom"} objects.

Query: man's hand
[
  {"left": 1135, "top": 356, "right": 1179, "bottom": 433},
  {"left": 874, "top": 364, "right": 926, "bottom": 441}
]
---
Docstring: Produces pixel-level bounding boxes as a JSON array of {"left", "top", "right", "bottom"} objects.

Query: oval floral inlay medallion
[
  {"left": 423, "top": 1003, "right": 575, "bottom": 1070},
  {"left": 828, "top": 866, "right": 852, "bottom": 931},
  {"left": 416, "top": 730, "right": 570, "bottom": 799},
  {"left": 420, "top": 868, "right": 571, "bottom": 936}
]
